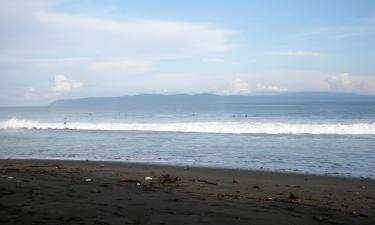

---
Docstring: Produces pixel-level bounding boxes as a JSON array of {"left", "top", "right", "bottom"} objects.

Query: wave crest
[{"left": 1, "top": 118, "right": 375, "bottom": 135}]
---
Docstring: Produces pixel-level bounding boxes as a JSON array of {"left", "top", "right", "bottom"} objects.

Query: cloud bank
[
  {"left": 221, "top": 79, "right": 288, "bottom": 95},
  {"left": 325, "top": 73, "right": 375, "bottom": 94},
  {"left": 51, "top": 75, "right": 83, "bottom": 94}
]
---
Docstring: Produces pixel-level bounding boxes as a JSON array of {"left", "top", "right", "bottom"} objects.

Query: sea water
[{"left": 0, "top": 99, "right": 375, "bottom": 178}]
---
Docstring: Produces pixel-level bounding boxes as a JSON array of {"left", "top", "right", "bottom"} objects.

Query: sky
[{"left": 0, "top": 0, "right": 375, "bottom": 106}]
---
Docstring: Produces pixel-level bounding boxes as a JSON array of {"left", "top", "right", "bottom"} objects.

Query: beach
[{"left": 1, "top": 159, "right": 374, "bottom": 225}]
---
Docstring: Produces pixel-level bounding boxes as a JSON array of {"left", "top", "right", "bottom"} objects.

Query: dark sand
[{"left": 1, "top": 159, "right": 374, "bottom": 225}]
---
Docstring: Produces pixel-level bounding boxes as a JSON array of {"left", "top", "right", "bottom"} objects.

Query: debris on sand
[
  {"left": 30, "top": 165, "right": 60, "bottom": 168},
  {"left": 351, "top": 210, "right": 368, "bottom": 218},
  {"left": 232, "top": 179, "right": 238, "bottom": 184},
  {"left": 289, "top": 193, "right": 297, "bottom": 200},
  {"left": 252, "top": 185, "right": 260, "bottom": 189},
  {"left": 119, "top": 178, "right": 142, "bottom": 183},
  {"left": 145, "top": 176, "right": 153, "bottom": 181},
  {"left": 4, "top": 168, "right": 20, "bottom": 172},
  {"left": 196, "top": 178, "right": 217, "bottom": 185},
  {"left": 312, "top": 215, "right": 324, "bottom": 222},
  {"left": 159, "top": 174, "right": 180, "bottom": 184},
  {"left": 84, "top": 178, "right": 93, "bottom": 182}
]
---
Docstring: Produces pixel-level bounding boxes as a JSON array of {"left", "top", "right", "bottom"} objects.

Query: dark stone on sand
[
  {"left": 119, "top": 178, "right": 142, "bottom": 183},
  {"left": 289, "top": 193, "right": 297, "bottom": 200},
  {"left": 312, "top": 215, "right": 324, "bottom": 222},
  {"left": 252, "top": 185, "right": 260, "bottom": 189}
]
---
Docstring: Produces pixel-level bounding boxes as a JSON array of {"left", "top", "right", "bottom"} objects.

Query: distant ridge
[{"left": 49, "top": 92, "right": 375, "bottom": 107}]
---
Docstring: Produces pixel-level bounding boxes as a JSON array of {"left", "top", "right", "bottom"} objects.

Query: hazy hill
[{"left": 48, "top": 92, "right": 375, "bottom": 107}]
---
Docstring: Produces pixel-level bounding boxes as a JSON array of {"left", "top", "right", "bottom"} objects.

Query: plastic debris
[
  {"left": 351, "top": 210, "right": 368, "bottom": 217},
  {"left": 7, "top": 176, "right": 14, "bottom": 179},
  {"left": 145, "top": 176, "right": 153, "bottom": 181},
  {"left": 85, "top": 178, "right": 93, "bottom": 182},
  {"left": 100, "top": 164, "right": 105, "bottom": 168}
]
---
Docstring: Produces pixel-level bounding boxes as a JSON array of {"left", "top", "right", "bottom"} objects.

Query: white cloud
[
  {"left": 325, "top": 73, "right": 355, "bottom": 90},
  {"left": 224, "top": 78, "right": 251, "bottom": 95},
  {"left": 203, "top": 58, "right": 224, "bottom": 63},
  {"left": 0, "top": 1, "right": 235, "bottom": 59},
  {"left": 51, "top": 74, "right": 83, "bottom": 94},
  {"left": 23, "top": 75, "right": 83, "bottom": 101},
  {"left": 88, "top": 59, "right": 152, "bottom": 74},
  {"left": 325, "top": 73, "right": 375, "bottom": 94},
  {"left": 255, "top": 84, "right": 288, "bottom": 93},
  {"left": 269, "top": 51, "right": 321, "bottom": 57},
  {"left": 220, "top": 79, "right": 288, "bottom": 95}
]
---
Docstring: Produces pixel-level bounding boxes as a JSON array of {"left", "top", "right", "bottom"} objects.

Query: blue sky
[{"left": 0, "top": 0, "right": 375, "bottom": 106}]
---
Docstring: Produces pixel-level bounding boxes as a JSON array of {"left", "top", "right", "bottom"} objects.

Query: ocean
[{"left": 1, "top": 96, "right": 375, "bottom": 178}]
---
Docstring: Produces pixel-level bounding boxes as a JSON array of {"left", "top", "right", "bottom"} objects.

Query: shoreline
[
  {"left": 2, "top": 157, "right": 373, "bottom": 180},
  {"left": 1, "top": 159, "right": 374, "bottom": 224}
]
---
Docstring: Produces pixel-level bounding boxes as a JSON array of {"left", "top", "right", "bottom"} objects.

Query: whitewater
[{"left": 1, "top": 118, "right": 375, "bottom": 135}]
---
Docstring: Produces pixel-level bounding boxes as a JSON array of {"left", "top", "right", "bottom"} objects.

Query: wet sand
[{"left": 1, "top": 159, "right": 374, "bottom": 225}]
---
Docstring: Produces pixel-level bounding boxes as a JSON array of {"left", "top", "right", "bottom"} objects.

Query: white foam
[{"left": 1, "top": 118, "right": 375, "bottom": 135}]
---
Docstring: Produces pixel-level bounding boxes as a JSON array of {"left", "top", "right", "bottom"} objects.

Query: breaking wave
[{"left": 1, "top": 118, "right": 375, "bottom": 135}]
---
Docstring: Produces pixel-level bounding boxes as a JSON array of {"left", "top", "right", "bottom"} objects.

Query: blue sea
[{"left": 1, "top": 97, "right": 375, "bottom": 178}]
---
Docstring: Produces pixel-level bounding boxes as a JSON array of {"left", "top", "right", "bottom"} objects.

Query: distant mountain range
[{"left": 49, "top": 92, "right": 375, "bottom": 107}]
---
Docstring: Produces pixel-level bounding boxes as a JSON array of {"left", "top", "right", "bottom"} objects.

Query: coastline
[
  {"left": 2, "top": 156, "right": 373, "bottom": 180},
  {"left": 1, "top": 159, "right": 374, "bottom": 224}
]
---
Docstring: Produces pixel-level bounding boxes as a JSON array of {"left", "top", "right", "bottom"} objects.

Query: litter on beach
[
  {"left": 119, "top": 178, "right": 142, "bottom": 183},
  {"left": 159, "top": 174, "right": 180, "bottom": 184}
]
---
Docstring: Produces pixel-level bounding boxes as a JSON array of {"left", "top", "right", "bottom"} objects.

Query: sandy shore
[{"left": 0, "top": 159, "right": 374, "bottom": 225}]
